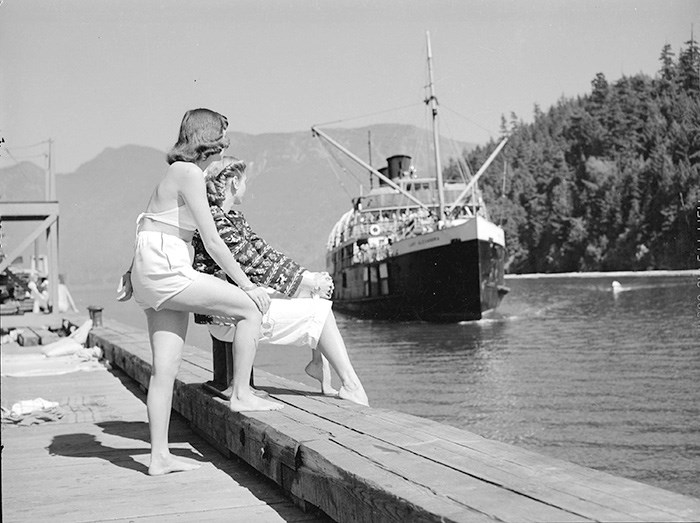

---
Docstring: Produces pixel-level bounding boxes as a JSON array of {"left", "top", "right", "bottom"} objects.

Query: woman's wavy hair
[
  {"left": 166, "top": 108, "right": 230, "bottom": 165},
  {"left": 204, "top": 155, "right": 247, "bottom": 206}
]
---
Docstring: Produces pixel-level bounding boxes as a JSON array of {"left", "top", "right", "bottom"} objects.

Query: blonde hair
[
  {"left": 204, "top": 155, "right": 247, "bottom": 206},
  {"left": 166, "top": 108, "right": 230, "bottom": 164}
]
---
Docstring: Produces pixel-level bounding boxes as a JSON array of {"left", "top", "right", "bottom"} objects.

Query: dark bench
[{"left": 202, "top": 331, "right": 255, "bottom": 399}]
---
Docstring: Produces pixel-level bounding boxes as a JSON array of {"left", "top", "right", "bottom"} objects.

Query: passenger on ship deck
[
  {"left": 191, "top": 156, "right": 368, "bottom": 406},
  {"left": 117, "top": 108, "right": 282, "bottom": 476}
]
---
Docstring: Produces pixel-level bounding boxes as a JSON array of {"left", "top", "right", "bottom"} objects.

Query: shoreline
[
  {"left": 505, "top": 269, "right": 696, "bottom": 279},
  {"left": 68, "top": 268, "right": 697, "bottom": 288}
]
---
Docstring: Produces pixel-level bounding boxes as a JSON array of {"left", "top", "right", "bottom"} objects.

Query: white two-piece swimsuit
[{"left": 130, "top": 205, "right": 200, "bottom": 311}]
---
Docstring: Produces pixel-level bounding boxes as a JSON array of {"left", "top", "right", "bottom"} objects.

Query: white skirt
[{"left": 208, "top": 290, "right": 332, "bottom": 349}]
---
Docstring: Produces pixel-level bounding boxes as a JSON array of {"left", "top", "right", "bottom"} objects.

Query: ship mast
[
  {"left": 311, "top": 126, "right": 430, "bottom": 210},
  {"left": 425, "top": 31, "right": 445, "bottom": 225}
]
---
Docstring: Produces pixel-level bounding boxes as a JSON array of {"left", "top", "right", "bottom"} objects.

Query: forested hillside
[{"left": 454, "top": 39, "right": 700, "bottom": 273}]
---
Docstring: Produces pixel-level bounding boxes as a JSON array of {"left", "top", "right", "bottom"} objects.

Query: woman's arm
[
  {"left": 177, "top": 163, "right": 269, "bottom": 312},
  {"left": 225, "top": 213, "right": 306, "bottom": 296}
]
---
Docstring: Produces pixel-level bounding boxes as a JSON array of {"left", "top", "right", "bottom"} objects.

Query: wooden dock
[
  {"left": 1, "top": 315, "right": 328, "bottom": 523},
  {"left": 4, "top": 315, "right": 700, "bottom": 522}
]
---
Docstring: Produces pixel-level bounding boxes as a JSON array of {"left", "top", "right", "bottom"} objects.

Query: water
[{"left": 71, "top": 273, "right": 700, "bottom": 498}]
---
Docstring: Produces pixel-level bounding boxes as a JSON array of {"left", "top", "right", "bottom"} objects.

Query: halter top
[{"left": 137, "top": 205, "right": 198, "bottom": 233}]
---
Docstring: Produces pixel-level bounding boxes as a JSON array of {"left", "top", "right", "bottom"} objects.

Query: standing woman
[{"left": 119, "top": 108, "right": 282, "bottom": 476}]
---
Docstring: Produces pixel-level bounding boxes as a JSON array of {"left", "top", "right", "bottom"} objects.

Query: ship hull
[{"left": 328, "top": 220, "right": 508, "bottom": 322}]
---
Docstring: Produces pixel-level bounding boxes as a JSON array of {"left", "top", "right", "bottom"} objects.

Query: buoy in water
[{"left": 612, "top": 281, "right": 622, "bottom": 293}]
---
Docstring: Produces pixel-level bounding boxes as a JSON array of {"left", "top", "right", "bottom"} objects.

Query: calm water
[{"left": 72, "top": 273, "right": 700, "bottom": 498}]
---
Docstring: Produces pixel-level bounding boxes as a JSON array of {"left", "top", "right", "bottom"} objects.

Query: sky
[{"left": 1, "top": 0, "right": 699, "bottom": 174}]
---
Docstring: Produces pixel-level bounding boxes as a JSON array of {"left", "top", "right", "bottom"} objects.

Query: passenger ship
[{"left": 312, "top": 33, "right": 509, "bottom": 322}]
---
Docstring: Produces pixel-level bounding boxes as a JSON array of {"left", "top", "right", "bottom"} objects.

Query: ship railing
[
  {"left": 351, "top": 243, "right": 392, "bottom": 265},
  {"left": 395, "top": 215, "right": 436, "bottom": 240},
  {"left": 338, "top": 214, "right": 438, "bottom": 244}
]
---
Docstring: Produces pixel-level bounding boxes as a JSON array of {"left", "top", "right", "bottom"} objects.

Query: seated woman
[{"left": 192, "top": 157, "right": 368, "bottom": 406}]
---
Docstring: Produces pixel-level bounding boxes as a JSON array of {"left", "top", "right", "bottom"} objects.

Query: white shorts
[
  {"left": 208, "top": 290, "right": 332, "bottom": 349},
  {"left": 131, "top": 231, "right": 198, "bottom": 311}
]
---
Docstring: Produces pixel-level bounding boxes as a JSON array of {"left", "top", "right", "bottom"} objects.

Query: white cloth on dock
[
  {"left": 1, "top": 349, "right": 106, "bottom": 377},
  {"left": 8, "top": 397, "right": 58, "bottom": 416},
  {"left": 1, "top": 398, "right": 64, "bottom": 425}
]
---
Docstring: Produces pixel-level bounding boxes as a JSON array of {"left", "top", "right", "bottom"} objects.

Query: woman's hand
[
  {"left": 116, "top": 271, "right": 133, "bottom": 301},
  {"left": 244, "top": 286, "right": 270, "bottom": 313}
]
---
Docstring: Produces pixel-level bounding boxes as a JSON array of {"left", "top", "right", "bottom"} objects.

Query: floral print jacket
[{"left": 192, "top": 206, "right": 306, "bottom": 324}]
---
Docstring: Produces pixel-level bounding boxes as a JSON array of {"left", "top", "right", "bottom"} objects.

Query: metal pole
[
  {"left": 46, "top": 139, "right": 59, "bottom": 312},
  {"left": 367, "top": 130, "right": 373, "bottom": 189},
  {"left": 425, "top": 31, "right": 445, "bottom": 223},
  {"left": 446, "top": 137, "right": 508, "bottom": 216}
]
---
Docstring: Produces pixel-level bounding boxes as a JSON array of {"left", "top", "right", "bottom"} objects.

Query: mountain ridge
[{"left": 1, "top": 125, "right": 472, "bottom": 283}]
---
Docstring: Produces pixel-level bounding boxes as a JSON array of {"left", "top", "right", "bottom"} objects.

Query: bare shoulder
[
  {"left": 169, "top": 161, "right": 202, "bottom": 178},
  {"left": 167, "top": 161, "right": 205, "bottom": 187}
]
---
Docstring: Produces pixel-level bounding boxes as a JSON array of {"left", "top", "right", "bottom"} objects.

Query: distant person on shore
[
  {"left": 27, "top": 274, "right": 49, "bottom": 313},
  {"left": 191, "top": 156, "right": 368, "bottom": 406},
  {"left": 117, "top": 108, "right": 282, "bottom": 476},
  {"left": 57, "top": 274, "right": 79, "bottom": 313}
]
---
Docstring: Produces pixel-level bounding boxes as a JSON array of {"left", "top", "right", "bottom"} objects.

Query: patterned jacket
[{"left": 192, "top": 206, "right": 306, "bottom": 324}]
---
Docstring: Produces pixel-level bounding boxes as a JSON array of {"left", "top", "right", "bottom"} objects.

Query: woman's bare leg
[
  {"left": 305, "top": 350, "right": 338, "bottom": 396},
  {"left": 315, "top": 312, "right": 368, "bottom": 406},
  {"left": 145, "top": 308, "right": 200, "bottom": 475},
  {"left": 227, "top": 312, "right": 278, "bottom": 410},
  {"left": 165, "top": 274, "right": 283, "bottom": 412}
]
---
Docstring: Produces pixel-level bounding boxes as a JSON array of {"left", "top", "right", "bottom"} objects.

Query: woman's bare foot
[
  {"left": 305, "top": 358, "right": 339, "bottom": 396},
  {"left": 148, "top": 455, "right": 200, "bottom": 476},
  {"left": 220, "top": 386, "right": 269, "bottom": 399},
  {"left": 229, "top": 391, "right": 284, "bottom": 412},
  {"left": 338, "top": 382, "right": 369, "bottom": 406}
]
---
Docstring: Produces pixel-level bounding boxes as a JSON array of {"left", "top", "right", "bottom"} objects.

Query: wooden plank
[
  {"left": 251, "top": 371, "right": 700, "bottom": 521},
  {"left": 258, "top": 372, "right": 700, "bottom": 520},
  {"left": 266, "top": 382, "right": 700, "bottom": 522},
  {"left": 327, "top": 434, "right": 588, "bottom": 523},
  {"left": 0, "top": 213, "right": 58, "bottom": 274},
  {"left": 233, "top": 391, "right": 589, "bottom": 522},
  {"left": 191, "top": 384, "right": 581, "bottom": 522},
  {"left": 0, "top": 201, "right": 59, "bottom": 218},
  {"left": 297, "top": 438, "right": 495, "bottom": 523},
  {"left": 103, "top": 503, "right": 326, "bottom": 523}
]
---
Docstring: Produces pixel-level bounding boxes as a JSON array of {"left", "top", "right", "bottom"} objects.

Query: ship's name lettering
[{"left": 417, "top": 237, "right": 440, "bottom": 245}]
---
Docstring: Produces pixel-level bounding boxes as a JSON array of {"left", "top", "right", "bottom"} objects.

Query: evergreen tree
[
  {"left": 677, "top": 35, "right": 700, "bottom": 94},
  {"left": 457, "top": 39, "right": 700, "bottom": 272}
]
